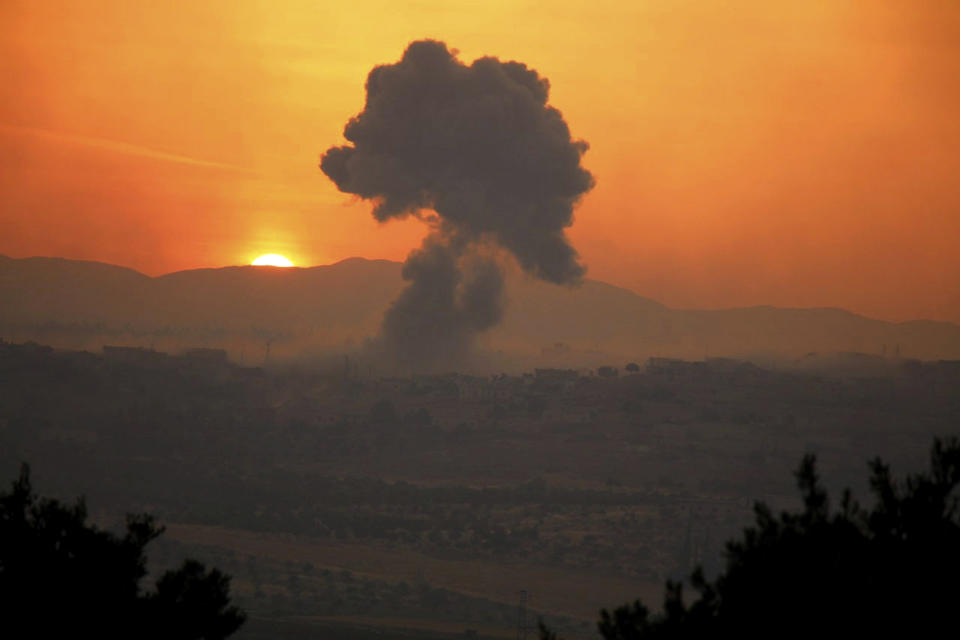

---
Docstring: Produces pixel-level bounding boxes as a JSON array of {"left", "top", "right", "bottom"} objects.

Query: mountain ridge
[{"left": 2, "top": 254, "right": 958, "bottom": 363}]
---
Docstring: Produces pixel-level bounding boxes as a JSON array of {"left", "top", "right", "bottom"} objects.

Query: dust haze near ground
[{"left": 3, "top": 254, "right": 960, "bottom": 371}]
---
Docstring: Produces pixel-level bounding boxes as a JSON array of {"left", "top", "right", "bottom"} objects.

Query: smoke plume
[{"left": 321, "top": 40, "right": 594, "bottom": 370}]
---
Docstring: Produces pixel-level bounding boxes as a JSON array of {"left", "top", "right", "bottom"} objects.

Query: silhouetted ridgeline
[{"left": 2, "top": 254, "right": 959, "bottom": 365}]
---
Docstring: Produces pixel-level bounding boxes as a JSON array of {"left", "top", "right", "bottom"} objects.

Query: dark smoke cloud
[
  {"left": 379, "top": 235, "right": 504, "bottom": 367},
  {"left": 321, "top": 40, "right": 594, "bottom": 369}
]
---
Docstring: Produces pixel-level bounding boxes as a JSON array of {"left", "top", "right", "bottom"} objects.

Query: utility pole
[{"left": 517, "top": 589, "right": 531, "bottom": 640}]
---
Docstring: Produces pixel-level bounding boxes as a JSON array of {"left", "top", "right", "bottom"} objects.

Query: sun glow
[{"left": 251, "top": 253, "right": 294, "bottom": 267}]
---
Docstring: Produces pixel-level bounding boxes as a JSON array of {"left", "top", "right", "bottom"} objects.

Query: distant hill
[
  {"left": 0, "top": 255, "right": 401, "bottom": 339},
  {"left": 2, "top": 254, "right": 959, "bottom": 364}
]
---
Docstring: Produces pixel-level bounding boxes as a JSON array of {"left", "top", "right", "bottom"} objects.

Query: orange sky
[{"left": 1, "top": 0, "right": 958, "bottom": 322}]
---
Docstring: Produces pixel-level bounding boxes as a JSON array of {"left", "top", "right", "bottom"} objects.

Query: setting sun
[{"left": 251, "top": 253, "right": 294, "bottom": 267}]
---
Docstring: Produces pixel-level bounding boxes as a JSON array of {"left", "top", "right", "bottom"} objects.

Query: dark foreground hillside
[{"left": 1, "top": 340, "right": 957, "bottom": 638}]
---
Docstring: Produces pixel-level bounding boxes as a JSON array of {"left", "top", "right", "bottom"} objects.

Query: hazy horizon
[
  {"left": 3, "top": 1, "right": 959, "bottom": 325},
  {"left": 3, "top": 5, "right": 959, "bottom": 635},
  {"left": 5, "top": 250, "right": 960, "bottom": 326}
]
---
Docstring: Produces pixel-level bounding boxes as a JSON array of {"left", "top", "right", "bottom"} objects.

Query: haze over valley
[{"left": 4, "top": 254, "right": 959, "bottom": 372}]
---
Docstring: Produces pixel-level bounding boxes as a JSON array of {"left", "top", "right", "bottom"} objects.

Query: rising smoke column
[{"left": 321, "top": 40, "right": 594, "bottom": 369}]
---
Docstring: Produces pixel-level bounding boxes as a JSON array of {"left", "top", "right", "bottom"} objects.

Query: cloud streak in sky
[{"left": 0, "top": 124, "right": 256, "bottom": 174}]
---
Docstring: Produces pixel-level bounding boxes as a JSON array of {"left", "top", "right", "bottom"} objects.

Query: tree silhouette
[
  {"left": 0, "top": 464, "right": 245, "bottom": 639},
  {"left": 585, "top": 437, "right": 960, "bottom": 639}
]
